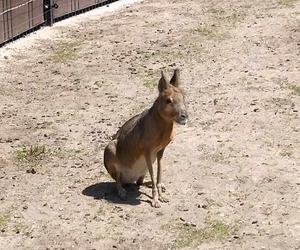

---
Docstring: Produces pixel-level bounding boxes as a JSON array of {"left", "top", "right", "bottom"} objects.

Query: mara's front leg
[
  {"left": 145, "top": 152, "right": 160, "bottom": 208},
  {"left": 157, "top": 149, "right": 169, "bottom": 203}
]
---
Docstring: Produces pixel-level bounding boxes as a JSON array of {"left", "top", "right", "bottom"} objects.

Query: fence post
[{"left": 44, "top": 0, "right": 54, "bottom": 26}]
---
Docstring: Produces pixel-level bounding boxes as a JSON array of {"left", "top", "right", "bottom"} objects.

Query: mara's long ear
[
  {"left": 158, "top": 70, "right": 169, "bottom": 92},
  {"left": 170, "top": 69, "right": 180, "bottom": 87}
]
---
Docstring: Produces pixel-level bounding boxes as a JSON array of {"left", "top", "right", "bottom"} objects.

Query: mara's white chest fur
[{"left": 120, "top": 151, "right": 157, "bottom": 184}]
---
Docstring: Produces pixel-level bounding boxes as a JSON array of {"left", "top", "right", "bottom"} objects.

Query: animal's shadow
[{"left": 82, "top": 181, "right": 152, "bottom": 205}]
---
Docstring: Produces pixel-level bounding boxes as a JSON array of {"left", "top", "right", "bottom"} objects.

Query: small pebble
[{"left": 26, "top": 168, "right": 36, "bottom": 174}]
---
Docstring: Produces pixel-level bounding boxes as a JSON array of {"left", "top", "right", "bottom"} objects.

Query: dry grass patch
[{"left": 51, "top": 41, "right": 81, "bottom": 63}]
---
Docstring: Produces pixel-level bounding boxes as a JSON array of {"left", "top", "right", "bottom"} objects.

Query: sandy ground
[{"left": 0, "top": 0, "right": 299, "bottom": 249}]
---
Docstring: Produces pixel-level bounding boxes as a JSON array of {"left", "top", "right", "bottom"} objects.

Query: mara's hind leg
[
  {"left": 136, "top": 175, "right": 145, "bottom": 186},
  {"left": 115, "top": 172, "right": 127, "bottom": 199},
  {"left": 104, "top": 141, "right": 127, "bottom": 199}
]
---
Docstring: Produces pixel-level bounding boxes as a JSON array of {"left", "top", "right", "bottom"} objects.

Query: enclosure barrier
[{"left": 0, "top": 0, "right": 118, "bottom": 47}]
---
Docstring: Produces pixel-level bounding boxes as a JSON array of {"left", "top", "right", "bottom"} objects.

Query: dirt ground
[{"left": 0, "top": 0, "right": 299, "bottom": 249}]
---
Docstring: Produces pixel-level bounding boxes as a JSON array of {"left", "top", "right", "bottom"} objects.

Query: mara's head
[{"left": 156, "top": 69, "right": 188, "bottom": 125}]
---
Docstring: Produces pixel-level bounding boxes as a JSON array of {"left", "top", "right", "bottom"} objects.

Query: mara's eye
[{"left": 166, "top": 98, "right": 172, "bottom": 104}]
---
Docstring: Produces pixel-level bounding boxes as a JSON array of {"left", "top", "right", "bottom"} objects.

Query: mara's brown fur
[{"left": 104, "top": 69, "right": 188, "bottom": 207}]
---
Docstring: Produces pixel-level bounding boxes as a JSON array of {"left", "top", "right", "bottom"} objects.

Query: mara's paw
[
  {"left": 157, "top": 183, "right": 166, "bottom": 193},
  {"left": 159, "top": 195, "right": 169, "bottom": 203},
  {"left": 151, "top": 198, "right": 161, "bottom": 208}
]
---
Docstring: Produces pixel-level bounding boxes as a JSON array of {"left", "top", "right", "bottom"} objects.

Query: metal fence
[{"left": 0, "top": 0, "right": 118, "bottom": 47}]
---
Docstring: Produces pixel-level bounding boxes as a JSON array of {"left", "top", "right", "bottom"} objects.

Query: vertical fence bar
[
  {"left": 8, "top": 0, "right": 12, "bottom": 40},
  {"left": 45, "top": 0, "right": 54, "bottom": 26}
]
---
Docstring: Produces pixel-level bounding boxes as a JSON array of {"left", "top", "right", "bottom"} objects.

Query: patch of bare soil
[{"left": 0, "top": 0, "right": 299, "bottom": 249}]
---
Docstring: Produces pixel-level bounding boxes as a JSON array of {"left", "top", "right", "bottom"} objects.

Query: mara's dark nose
[
  {"left": 176, "top": 112, "right": 188, "bottom": 125},
  {"left": 180, "top": 113, "right": 188, "bottom": 120}
]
